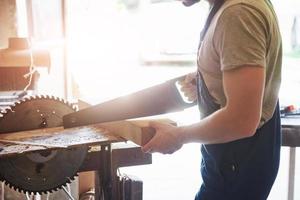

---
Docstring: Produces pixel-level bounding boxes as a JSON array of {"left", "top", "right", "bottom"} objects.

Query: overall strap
[
  {"left": 200, "top": 0, "right": 225, "bottom": 42},
  {"left": 196, "top": 0, "right": 224, "bottom": 118}
]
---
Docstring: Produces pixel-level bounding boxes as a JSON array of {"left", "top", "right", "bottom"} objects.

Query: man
[{"left": 142, "top": 0, "right": 282, "bottom": 199}]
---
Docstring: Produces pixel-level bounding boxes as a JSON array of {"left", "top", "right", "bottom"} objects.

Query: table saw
[{"left": 0, "top": 95, "right": 163, "bottom": 200}]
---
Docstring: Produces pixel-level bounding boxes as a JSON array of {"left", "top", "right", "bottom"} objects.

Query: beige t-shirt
[{"left": 197, "top": 0, "right": 282, "bottom": 126}]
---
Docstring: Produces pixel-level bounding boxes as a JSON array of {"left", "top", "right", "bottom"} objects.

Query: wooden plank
[
  {"left": 0, "top": 119, "right": 174, "bottom": 157},
  {"left": 96, "top": 119, "right": 175, "bottom": 146}
]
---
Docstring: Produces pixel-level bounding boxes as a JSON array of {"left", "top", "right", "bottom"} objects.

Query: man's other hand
[{"left": 178, "top": 72, "right": 197, "bottom": 103}]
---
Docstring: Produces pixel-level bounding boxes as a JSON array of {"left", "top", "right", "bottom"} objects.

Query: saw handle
[{"left": 63, "top": 74, "right": 197, "bottom": 128}]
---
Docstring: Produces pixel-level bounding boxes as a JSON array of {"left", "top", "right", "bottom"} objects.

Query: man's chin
[{"left": 182, "top": 0, "right": 201, "bottom": 6}]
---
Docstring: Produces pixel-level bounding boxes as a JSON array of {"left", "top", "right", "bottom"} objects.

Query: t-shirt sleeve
[{"left": 213, "top": 4, "right": 268, "bottom": 71}]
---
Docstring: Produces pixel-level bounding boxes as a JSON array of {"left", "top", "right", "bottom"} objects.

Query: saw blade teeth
[
  {"left": 18, "top": 188, "right": 23, "bottom": 194},
  {"left": 24, "top": 96, "right": 31, "bottom": 101},
  {"left": 59, "top": 98, "right": 65, "bottom": 103},
  {"left": 43, "top": 190, "right": 49, "bottom": 195},
  {"left": 10, "top": 184, "right": 17, "bottom": 192},
  {"left": 10, "top": 103, "right": 16, "bottom": 107},
  {"left": 6, "top": 182, "right": 13, "bottom": 190}
]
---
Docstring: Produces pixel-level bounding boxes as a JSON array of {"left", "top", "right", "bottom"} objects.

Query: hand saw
[{"left": 63, "top": 74, "right": 197, "bottom": 128}]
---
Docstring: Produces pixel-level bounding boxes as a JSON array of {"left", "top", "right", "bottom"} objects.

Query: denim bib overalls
[
  {"left": 194, "top": 69, "right": 281, "bottom": 200},
  {"left": 194, "top": 1, "right": 281, "bottom": 199}
]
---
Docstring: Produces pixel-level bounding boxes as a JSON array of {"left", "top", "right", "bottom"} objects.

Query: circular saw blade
[{"left": 0, "top": 95, "right": 88, "bottom": 194}]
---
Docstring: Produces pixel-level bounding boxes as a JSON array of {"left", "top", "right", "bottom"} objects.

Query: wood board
[{"left": 0, "top": 119, "right": 174, "bottom": 158}]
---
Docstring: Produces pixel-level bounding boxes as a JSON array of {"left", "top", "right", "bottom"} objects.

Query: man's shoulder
[
  {"left": 215, "top": 0, "right": 272, "bottom": 30},
  {"left": 220, "top": 0, "right": 270, "bottom": 15}
]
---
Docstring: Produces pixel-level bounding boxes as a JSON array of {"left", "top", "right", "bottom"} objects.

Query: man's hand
[
  {"left": 178, "top": 72, "right": 197, "bottom": 103},
  {"left": 142, "top": 121, "right": 184, "bottom": 154}
]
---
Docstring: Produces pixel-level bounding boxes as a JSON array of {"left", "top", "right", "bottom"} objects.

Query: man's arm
[
  {"left": 142, "top": 65, "right": 265, "bottom": 153},
  {"left": 180, "top": 65, "right": 265, "bottom": 144}
]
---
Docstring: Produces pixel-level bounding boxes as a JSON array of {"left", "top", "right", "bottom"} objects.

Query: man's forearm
[{"left": 179, "top": 107, "right": 258, "bottom": 144}]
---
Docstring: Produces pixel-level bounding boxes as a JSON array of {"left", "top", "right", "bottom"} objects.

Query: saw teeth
[
  {"left": 24, "top": 97, "right": 31, "bottom": 101},
  {"left": 43, "top": 190, "right": 49, "bottom": 195}
]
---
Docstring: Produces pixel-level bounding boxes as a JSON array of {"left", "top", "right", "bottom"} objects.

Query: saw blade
[{"left": 0, "top": 95, "right": 88, "bottom": 194}]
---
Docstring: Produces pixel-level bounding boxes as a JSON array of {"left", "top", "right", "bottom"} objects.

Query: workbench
[{"left": 281, "top": 116, "right": 300, "bottom": 200}]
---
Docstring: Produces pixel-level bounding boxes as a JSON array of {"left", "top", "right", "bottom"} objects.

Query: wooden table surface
[{"left": 0, "top": 124, "right": 122, "bottom": 157}]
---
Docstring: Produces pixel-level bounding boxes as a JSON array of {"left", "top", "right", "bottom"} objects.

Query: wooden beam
[{"left": 0, "top": 119, "right": 175, "bottom": 157}]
